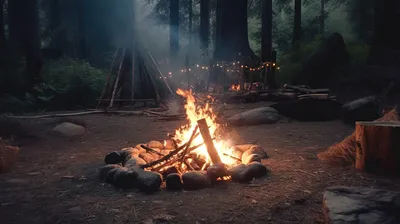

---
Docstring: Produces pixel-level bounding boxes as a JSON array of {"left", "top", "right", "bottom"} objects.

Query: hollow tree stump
[{"left": 355, "top": 121, "right": 400, "bottom": 175}]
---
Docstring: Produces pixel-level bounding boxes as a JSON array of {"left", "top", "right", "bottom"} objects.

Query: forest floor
[{"left": 1, "top": 101, "right": 400, "bottom": 224}]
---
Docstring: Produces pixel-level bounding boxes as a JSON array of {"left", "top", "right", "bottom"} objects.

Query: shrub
[{"left": 38, "top": 57, "right": 108, "bottom": 110}]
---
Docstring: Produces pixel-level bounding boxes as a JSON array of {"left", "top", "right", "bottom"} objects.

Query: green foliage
[
  {"left": 38, "top": 58, "right": 107, "bottom": 110},
  {"left": 277, "top": 38, "right": 321, "bottom": 84}
]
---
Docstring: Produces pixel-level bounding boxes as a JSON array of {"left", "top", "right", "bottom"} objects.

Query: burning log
[{"left": 197, "top": 118, "right": 222, "bottom": 165}]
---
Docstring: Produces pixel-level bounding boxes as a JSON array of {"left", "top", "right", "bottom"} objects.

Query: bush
[
  {"left": 277, "top": 39, "right": 321, "bottom": 85},
  {"left": 0, "top": 58, "right": 108, "bottom": 113},
  {"left": 37, "top": 57, "right": 108, "bottom": 110}
]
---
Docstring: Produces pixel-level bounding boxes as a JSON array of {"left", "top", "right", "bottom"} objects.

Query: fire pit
[{"left": 98, "top": 89, "right": 269, "bottom": 193}]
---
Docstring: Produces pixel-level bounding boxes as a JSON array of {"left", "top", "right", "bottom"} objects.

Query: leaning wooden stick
[
  {"left": 180, "top": 126, "right": 199, "bottom": 164},
  {"left": 197, "top": 118, "right": 222, "bottom": 165}
]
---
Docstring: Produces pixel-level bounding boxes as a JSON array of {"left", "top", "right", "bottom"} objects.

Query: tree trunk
[
  {"left": 320, "top": 0, "right": 325, "bottom": 38},
  {"left": 9, "top": 0, "right": 43, "bottom": 87},
  {"left": 0, "top": 0, "right": 6, "bottom": 58},
  {"left": 292, "top": 0, "right": 301, "bottom": 50},
  {"left": 187, "top": 0, "right": 193, "bottom": 88},
  {"left": 200, "top": 0, "right": 210, "bottom": 53},
  {"left": 355, "top": 121, "right": 400, "bottom": 176},
  {"left": 367, "top": 0, "right": 400, "bottom": 66},
  {"left": 261, "top": 0, "right": 275, "bottom": 88},
  {"left": 213, "top": 0, "right": 256, "bottom": 62},
  {"left": 76, "top": 0, "right": 87, "bottom": 59},
  {"left": 170, "top": 0, "right": 180, "bottom": 60}
]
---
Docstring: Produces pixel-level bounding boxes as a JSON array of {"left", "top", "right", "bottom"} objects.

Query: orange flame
[
  {"left": 230, "top": 84, "right": 241, "bottom": 91},
  {"left": 175, "top": 89, "right": 238, "bottom": 167}
]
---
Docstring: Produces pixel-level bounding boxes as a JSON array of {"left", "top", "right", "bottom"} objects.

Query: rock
[
  {"left": 242, "top": 153, "right": 262, "bottom": 164},
  {"left": 182, "top": 171, "right": 210, "bottom": 190},
  {"left": 163, "top": 140, "right": 175, "bottom": 150},
  {"left": 228, "top": 164, "right": 252, "bottom": 183},
  {"left": 341, "top": 96, "right": 380, "bottom": 124},
  {"left": 147, "top": 140, "right": 164, "bottom": 149},
  {"left": 124, "top": 157, "right": 147, "bottom": 169},
  {"left": 323, "top": 186, "right": 400, "bottom": 224},
  {"left": 295, "top": 32, "right": 349, "bottom": 88},
  {"left": 206, "top": 164, "right": 229, "bottom": 184},
  {"left": 229, "top": 146, "right": 243, "bottom": 160},
  {"left": 235, "top": 144, "right": 255, "bottom": 153},
  {"left": 104, "top": 151, "right": 123, "bottom": 164},
  {"left": 240, "top": 145, "right": 268, "bottom": 164},
  {"left": 105, "top": 168, "right": 120, "bottom": 184},
  {"left": 166, "top": 173, "right": 183, "bottom": 190},
  {"left": 270, "top": 98, "right": 342, "bottom": 121},
  {"left": 227, "top": 107, "right": 280, "bottom": 126},
  {"left": 50, "top": 122, "right": 85, "bottom": 137},
  {"left": 247, "top": 162, "right": 268, "bottom": 178},
  {"left": 135, "top": 144, "right": 147, "bottom": 154},
  {"left": 113, "top": 170, "right": 138, "bottom": 189},
  {"left": 135, "top": 171, "right": 163, "bottom": 193},
  {"left": 161, "top": 166, "right": 180, "bottom": 179},
  {"left": 99, "top": 164, "right": 121, "bottom": 181},
  {"left": 139, "top": 153, "right": 156, "bottom": 163}
]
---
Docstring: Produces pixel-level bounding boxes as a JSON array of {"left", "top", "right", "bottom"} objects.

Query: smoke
[{"left": 130, "top": 0, "right": 205, "bottom": 88}]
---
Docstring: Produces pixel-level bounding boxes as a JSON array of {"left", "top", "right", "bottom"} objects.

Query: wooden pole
[
  {"left": 355, "top": 121, "right": 400, "bottom": 175},
  {"left": 109, "top": 48, "right": 126, "bottom": 108},
  {"left": 197, "top": 118, "right": 222, "bottom": 165},
  {"left": 96, "top": 48, "right": 120, "bottom": 109}
]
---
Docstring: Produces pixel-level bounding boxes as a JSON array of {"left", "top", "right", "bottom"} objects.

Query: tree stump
[{"left": 355, "top": 121, "right": 400, "bottom": 175}]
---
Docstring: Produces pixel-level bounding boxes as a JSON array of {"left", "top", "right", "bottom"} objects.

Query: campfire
[
  {"left": 99, "top": 89, "right": 269, "bottom": 193},
  {"left": 230, "top": 84, "right": 241, "bottom": 91}
]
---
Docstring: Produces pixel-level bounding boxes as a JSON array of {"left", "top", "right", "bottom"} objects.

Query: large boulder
[
  {"left": 50, "top": 122, "right": 85, "bottom": 137},
  {"left": 341, "top": 96, "right": 380, "bottom": 124},
  {"left": 323, "top": 186, "right": 400, "bottom": 224},
  {"left": 295, "top": 33, "right": 350, "bottom": 88},
  {"left": 270, "top": 98, "right": 342, "bottom": 121},
  {"left": 227, "top": 107, "right": 280, "bottom": 126}
]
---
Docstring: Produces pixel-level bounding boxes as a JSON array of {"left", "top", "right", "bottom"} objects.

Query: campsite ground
[{"left": 1, "top": 101, "right": 400, "bottom": 224}]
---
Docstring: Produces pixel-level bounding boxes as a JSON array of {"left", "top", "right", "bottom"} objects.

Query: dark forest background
[{"left": 0, "top": 0, "right": 376, "bottom": 113}]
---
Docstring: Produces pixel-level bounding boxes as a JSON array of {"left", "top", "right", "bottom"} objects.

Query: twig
[
  {"left": 294, "top": 169, "right": 317, "bottom": 177},
  {"left": 223, "top": 153, "right": 241, "bottom": 162},
  {"left": 180, "top": 126, "right": 199, "bottom": 164},
  {"left": 140, "top": 145, "right": 164, "bottom": 157},
  {"left": 140, "top": 140, "right": 188, "bottom": 169}
]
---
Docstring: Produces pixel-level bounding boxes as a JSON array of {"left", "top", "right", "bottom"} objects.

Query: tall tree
[
  {"left": 8, "top": 0, "right": 43, "bottom": 87},
  {"left": 368, "top": 0, "right": 400, "bottom": 66},
  {"left": 261, "top": 0, "right": 275, "bottom": 87},
  {"left": 0, "top": 0, "right": 5, "bottom": 55},
  {"left": 76, "top": 0, "right": 87, "bottom": 59},
  {"left": 170, "top": 0, "right": 180, "bottom": 59},
  {"left": 200, "top": 0, "right": 210, "bottom": 54},
  {"left": 292, "top": 0, "right": 301, "bottom": 49},
  {"left": 213, "top": 0, "right": 256, "bottom": 62},
  {"left": 320, "top": 0, "right": 325, "bottom": 38}
]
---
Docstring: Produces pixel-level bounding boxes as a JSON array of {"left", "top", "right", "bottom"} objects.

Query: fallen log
[
  {"left": 355, "top": 121, "right": 400, "bottom": 175},
  {"left": 284, "top": 84, "right": 329, "bottom": 94}
]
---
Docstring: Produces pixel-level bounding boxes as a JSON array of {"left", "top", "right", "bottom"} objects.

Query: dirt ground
[{"left": 1, "top": 102, "right": 400, "bottom": 224}]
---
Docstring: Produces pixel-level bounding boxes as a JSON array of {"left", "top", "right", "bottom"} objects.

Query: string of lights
[{"left": 175, "top": 61, "right": 280, "bottom": 74}]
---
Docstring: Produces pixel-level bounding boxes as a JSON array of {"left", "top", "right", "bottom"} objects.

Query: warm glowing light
[
  {"left": 230, "top": 84, "right": 241, "bottom": 91},
  {"left": 273, "top": 63, "right": 276, "bottom": 66},
  {"left": 196, "top": 64, "right": 199, "bottom": 67},
  {"left": 174, "top": 89, "right": 238, "bottom": 167},
  {"left": 168, "top": 72, "right": 172, "bottom": 75}
]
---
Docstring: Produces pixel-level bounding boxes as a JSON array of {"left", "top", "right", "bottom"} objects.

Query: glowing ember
[
  {"left": 230, "top": 84, "right": 241, "bottom": 91},
  {"left": 174, "top": 89, "right": 238, "bottom": 167}
]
